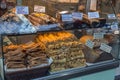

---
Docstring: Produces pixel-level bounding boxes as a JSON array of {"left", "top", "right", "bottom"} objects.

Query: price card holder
[
  {"left": 108, "top": 14, "right": 116, "bottom": 19},
  {"left": 93, "top": 33, "right": 104, "bottom": 39},
  {"left": 61, "top": 14, "right": 73, "bottom": 22},
  {"left": 100, "top": 43, "right": 112, "bottom": 53},
  {"left": 34, "top": 5, "right": 45, "bottom": 13},
  {"left": 85, "top": 40, "right": 94, "bottom": 49},
  {"left": 16, "top": 6, "right": 29, "bottom": 14},
  {"left": 72, "top": 12, "right": 83, "bottom": 20},
  {"left": 88, "top": 12, "right": 100, "bottom": 19}
]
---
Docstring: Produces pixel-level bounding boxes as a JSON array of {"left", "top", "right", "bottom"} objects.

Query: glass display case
[{"left": 0, "top": 0, "right": 120, "bottom": 80}]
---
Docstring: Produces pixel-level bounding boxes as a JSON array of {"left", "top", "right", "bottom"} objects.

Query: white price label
[
  {"left": 114, "top": 30, "right": 119, "bottom": 34},
  {"left": 93, "top": 33, "right": 104, "bottom": 39},
  {"left": 34, "top": 5, "right": 45, "bottom": 13},
  {"left": 61, "top": 14, "right": 73, "bottom": 22},
  {"left": 72, "top": 12, "right": 83, "bottom": 20},
  {"left": 108, "top": 14, "right": 116, "bottom": 19},
  {"left": 111, "top": 24, "right": 118, "bottom": 31},
  {"left": 88, "top": 12, "right": 100, "bottom": 19},
  {"left": 85, "top": 40, "right": 94, "bottom": 49},
  {"left": 16, "top": 6, "right": 29, "bottom": 14},
  {"left": 100, "top": 43, "right": 112, "bottom": 53}
]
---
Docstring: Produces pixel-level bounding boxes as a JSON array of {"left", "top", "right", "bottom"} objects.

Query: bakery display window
[{"left": 0, "top": 0, "right": 120, "bottom": 80}]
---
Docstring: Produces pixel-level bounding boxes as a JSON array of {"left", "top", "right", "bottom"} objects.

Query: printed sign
[
  {"left": 34, "top": 5, "right": 45, "bottom": 13},
  {"left": 108, "top": 14, "right": 116, "bottom": 19},
  {"left": 72, "top": 12, "right": 83, "bottom": 20},
  {"left": 61, "top": 14, "right": 73, "bottom": 22},
  {"left": 85, "top": 40, "right": 94, "bottom": 49},
  {"left": 100, "top": 43, "right": 112, "bottom": 53},
  {"left": 88, "top": 12, "right": 100, "bottom": 19},
  {"left": 94, "top": 33, "right": 104, "bottom": 39},
  {"left": 16, "top": 6, "right": 29, "bottom": 14}
]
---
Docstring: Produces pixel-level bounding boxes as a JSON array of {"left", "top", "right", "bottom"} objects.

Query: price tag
[
  {"left": 93, "top": 33, "right": 104, "bottom": 39},
  {"left": 88, "top": 12, "right": 100, "bottom": 19},
  {"left": 100, "top": 43, "right": 112, "bottom": 53},
  {"left": 72, "top": 12, "right": 83, "bottom": 20},
  {"left": 61, "top": 14, "right": 73, "bottom": 22},
  {"left": 114, "top": 30, "right": 119, "bottom": 34},
  {"left": 108, "top": 14, "right": 116, "bottom": 19},
  {"left": 34, "top": 5, "right": 45, "bottom": 13},
  {"left": 16, "top": 6, "right": 29, "bottom": 14},
  {"left": 85, "top": 40, "right": 94, "bottom": 49},
  {"left": 111, "top": 24, "right": 118, "bottom": 31}
]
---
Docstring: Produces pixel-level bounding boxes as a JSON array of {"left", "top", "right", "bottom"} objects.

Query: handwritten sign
[
  {"left": 100, "top": 43, "right": 112, "bottom": 53},
  {"left": 85, "top": 40, "right": 94, "bottom": 49},
  {"left": 72, "top": 12, "right": 83, "bottom": 20},
  {"left": 61, "top": 14, "right": 73, "bottom": 22},
  {"left": 34, "top": 5, "right": 45, "bottom": 13},
  {"left": 16, "top": 6, "right": 29, "bottom": 14},
  {"left": 88, "top": 12, "right": 100, "bottom": 19},
  {"left": 94, "top": 33, "right": 104, "bottom": 39}
]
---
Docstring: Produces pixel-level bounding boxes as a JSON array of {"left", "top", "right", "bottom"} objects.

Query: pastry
[{"left": 6, "top": 62, "right": 26, "bottom": 69}]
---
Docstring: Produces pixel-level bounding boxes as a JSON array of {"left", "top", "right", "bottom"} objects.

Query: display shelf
[
  {"left": 0, "top": 27, "right": 119, "bottom": 80},
  {"left": 0, "top": 27, "right": 119, "bottom": 37}
]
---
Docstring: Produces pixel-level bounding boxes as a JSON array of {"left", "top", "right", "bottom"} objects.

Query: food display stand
[{"left": 0, "top": 0, "right": 120, "bottom": 80}]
